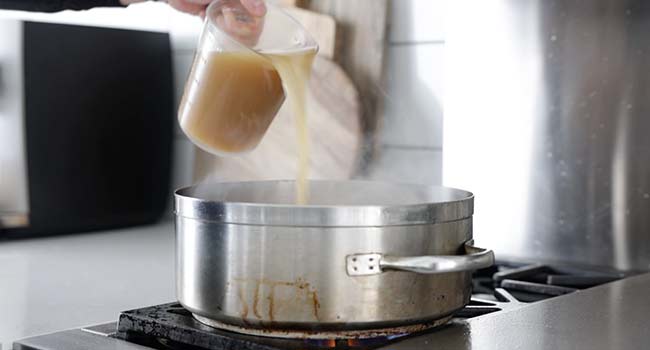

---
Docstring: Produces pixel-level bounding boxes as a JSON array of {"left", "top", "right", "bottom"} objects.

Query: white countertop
[{"left": 0, "top": 220, "right": 176, "bottom": 347}]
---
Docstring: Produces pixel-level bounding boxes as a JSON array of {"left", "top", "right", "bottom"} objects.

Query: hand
[
  {"left": 121, "top": 0, "right": 266, "bottom": 46},
  {"left": 120, "top": 0, "right": 266, "bottom": 19},
  {"left": 213, "top": 0, "right": 267, "bottom": 46}
]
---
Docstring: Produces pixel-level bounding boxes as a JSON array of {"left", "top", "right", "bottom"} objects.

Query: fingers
[
  {"left": 166, "top": 0, "right": 266, "bottom": 19},
  {"left": 219, "top": 5, "right": 265, "bottom": 46},
  {"left": 167, "top": 0, "right": 207, "bottom": 15},
  {"left": 166, "top": 0, "right": 266, "bottom": 46},
  {"left": 240, "top": 0, "right": 267, "bottom": 17}
]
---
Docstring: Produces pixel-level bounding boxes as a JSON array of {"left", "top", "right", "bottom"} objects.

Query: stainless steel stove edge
[
  {"left": 14, "top": 273, "right": 650, "bottom": 350},
  {"left": 12, "top": 323, "right": 150, "bottom": 350},
  {"left": 376, "top": 272, "right": 650, "bottom": 350}
]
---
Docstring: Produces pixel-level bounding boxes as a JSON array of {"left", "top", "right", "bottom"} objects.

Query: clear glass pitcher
[{"left": 178, "top": 0, "right": 318, "bottom": 156}]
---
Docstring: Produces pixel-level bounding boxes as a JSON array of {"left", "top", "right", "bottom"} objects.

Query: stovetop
[{"left": 13, "top": 262, "right": 629, "bottom": 350}]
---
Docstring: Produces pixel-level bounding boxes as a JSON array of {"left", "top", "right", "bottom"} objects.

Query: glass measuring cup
[{"left": 178, "top": 0, "right": 319, "bottom": 156}]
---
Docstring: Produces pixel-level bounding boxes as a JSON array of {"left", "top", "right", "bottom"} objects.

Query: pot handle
[{"left": 346, "top": 240, "right": 494, "bottom": 276}]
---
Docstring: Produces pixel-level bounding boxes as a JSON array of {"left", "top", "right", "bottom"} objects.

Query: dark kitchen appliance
[{"left": 0, "top": 19, "right": 174, "bottom": 237}]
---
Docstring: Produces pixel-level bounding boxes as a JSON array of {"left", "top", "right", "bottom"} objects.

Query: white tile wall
[
  {"left": 389, "top": 0, "right": 445, "bottom": 43},
  {"left": 381, "top": 43, "right": 444, "bottom": 149},
  {"left": 172, "top": 51, "right": 195, "bottom": 136},
  {"left": 373, "top": 0, "right": 446, "bottom": 185},
  {"left": 170, "top": 51, "right": 197, "bottom": 193},
  {"left": 368, "top": 147, "right": 442, "bottom": 185},
  {"left": 169, "top": 9, "right": 202, "bottom": 52},
  {"left": 170, "top": 138, "right": 196, "bottom": 191},
  {"left": 169, "top": 31, "right": 199, "bottom": 191}
]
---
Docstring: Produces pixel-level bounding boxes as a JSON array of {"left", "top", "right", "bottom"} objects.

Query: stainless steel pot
[{"left": 174, "top": 180, "right": 493, "bottom": 338}]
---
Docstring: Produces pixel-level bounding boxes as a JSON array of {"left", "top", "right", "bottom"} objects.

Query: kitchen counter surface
[{"left": 0, "top": 220, "right": 176, "bottom": 348}]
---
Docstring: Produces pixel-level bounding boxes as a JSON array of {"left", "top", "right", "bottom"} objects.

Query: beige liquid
[
  {"left": 178, "top": 52, "right": 285, "bottom": 154},
  {"left": 179, "top": 49, "right": 316, "bottom": 204},
  {"left": 266, "top": 50, "right": 316, "bottom": 204}
]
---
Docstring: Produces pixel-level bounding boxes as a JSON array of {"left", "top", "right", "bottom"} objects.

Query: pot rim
[{"left": 174, "top": 180, "right": 473, "bottom": 227}]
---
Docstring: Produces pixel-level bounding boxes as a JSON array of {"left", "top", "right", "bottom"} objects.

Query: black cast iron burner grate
[
  {"left": 113, "top": 262, "right": 624, "bottom": 350},
  {"left": 114, "top": 303, "right": 409, "bottom": 350},
  {"left": 474, "top": 262, "right": 624, "bottom": 303}
]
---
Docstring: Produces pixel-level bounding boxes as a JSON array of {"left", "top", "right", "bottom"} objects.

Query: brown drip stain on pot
[
  {"left": 310, "top": 289, "right": 321, "bottom": 321},
  {"left": 252, "top": 281, "right": 262, "bottom": 319},
  {"left": 233, "top": 277, "right": 321, "bottom": 323},
  {"left": 236, "top": 284, "right": 249, "bottom": 319},
  {"left": 267, "top": 283, "right": 276, "bottom": 321}
]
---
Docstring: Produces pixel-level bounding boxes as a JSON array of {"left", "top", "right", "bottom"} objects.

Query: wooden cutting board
[{"left": 193, "top": 56, "right": 362, "bottom": 182}]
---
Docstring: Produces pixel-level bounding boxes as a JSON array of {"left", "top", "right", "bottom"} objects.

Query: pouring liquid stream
[{"left": 265, "top": 49, "right": 317, "bottom": 204}]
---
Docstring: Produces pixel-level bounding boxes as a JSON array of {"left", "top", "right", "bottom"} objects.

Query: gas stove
[{"left": 14, "top": 261, "right": 629, "bottom": 350}]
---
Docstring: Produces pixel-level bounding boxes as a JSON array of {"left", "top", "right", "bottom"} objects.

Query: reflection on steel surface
[{"left": 445, "top": 0, "right": 650, "bottom": 271}]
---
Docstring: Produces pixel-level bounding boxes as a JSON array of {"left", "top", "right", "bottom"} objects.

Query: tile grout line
[
  {"left": 388, "top": 40, "right": 445, "bottom": 46},
  {"left": 381, "top": 144, "right": 443, "bottom": 151}
]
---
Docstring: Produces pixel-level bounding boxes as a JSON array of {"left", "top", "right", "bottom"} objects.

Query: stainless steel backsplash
[{"left": 445, "top": 0, "right": 650, "bottom": 271}]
